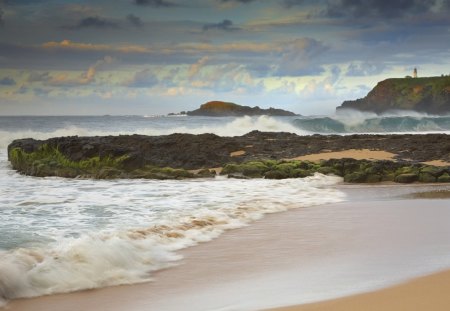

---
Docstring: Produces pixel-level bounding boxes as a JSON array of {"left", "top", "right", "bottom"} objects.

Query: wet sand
[{"left": 268, "top": 269, "right": 450, "bottom": 311}]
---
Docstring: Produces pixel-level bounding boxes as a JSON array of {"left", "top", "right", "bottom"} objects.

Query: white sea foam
[
  {"left": 0, "top": 115, "right": 305, "bottom": 149},
  {"left": 0, "top": 171, "right": 345, "bottom": 305}
]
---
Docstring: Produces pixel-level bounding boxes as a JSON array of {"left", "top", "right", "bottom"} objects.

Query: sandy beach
[
  {"left": 5, "top": 182, "right": 450, "bottom": 311},
  {"left": 268, "top": 269, "right": 450, "bottom": 311}
]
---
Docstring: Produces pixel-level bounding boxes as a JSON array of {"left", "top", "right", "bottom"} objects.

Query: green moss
[
  {"left": 9, "top": 144, "right": 129, "bottom": 178},
  {"left": 395, "top": 173, "right": 419, "bottom": 183},
  {"left": 437, "top": 173, "right": 450, "bottom": 183},
  {"left": 221, "top": 161, "right": 269, "bottom": 177},
  {"left": 418, "top": 172, "right": 437, "bottom": 183}
]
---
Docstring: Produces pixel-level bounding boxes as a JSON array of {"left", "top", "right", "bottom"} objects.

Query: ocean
[{"left": 1, "top": 112, "right": 450, "bottom": 309}]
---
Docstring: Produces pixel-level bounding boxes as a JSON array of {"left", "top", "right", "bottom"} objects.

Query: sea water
[{"left": 1, "top": 113, "right": 450, "bottom": 307}]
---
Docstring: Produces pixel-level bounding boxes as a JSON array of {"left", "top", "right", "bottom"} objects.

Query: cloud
[
  {"left": 126, "top": 14, "right": 143, "bottom": 28},
  {"left": 47, "top": 56, "right": 114, "bottom": 87},
  {"left": 346, "top": 62, "right": 386, "bottom": 76},
  {"left": 64, "top": 16, "right": 119, "bottom": 30},
  {"left": 282, "top": 0, "right": 305, "bottom": 8},
  {"left": 42, "top": 40, "right": 111, "bottom": 51},
  {"left": 188, "top": 56, "right": 210, "bottom": 78},
  {"left": 219, "top": 0, "right": 257, "bottom": 3},
  {"left": 274, "top": 38, "right": 328, "bottom": 76},
  {"left": 124, "top": 68, "right": 159, "bottom": 88},
  {"left": 132, "top": 0, "right": 177, "bottom": 7},
  {"left": 326, "top": 0, "right": 438, "bottom": 19},
  {"left": 28, "top": 71, "right": 51, "bottom": 82},
  {"left": 0, "top": 77, "right": 16, "bottom": 86},
  {"left": 203, "top": 19, "right": 240, "bottom": 31},
  {"left": 0, "top": 8, "right": 4, "bottom": 26}
]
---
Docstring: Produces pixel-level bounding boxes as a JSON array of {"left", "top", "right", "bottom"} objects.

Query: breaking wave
[
  {"left": 293, "top": 110, "right": 450, "bottom": 134},
  {"left": 0, "top": 174, "right": 344, "bottom": 305}
]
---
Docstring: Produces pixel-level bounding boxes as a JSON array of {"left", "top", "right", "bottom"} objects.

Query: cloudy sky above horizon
[{"left": 0, "top": 0, "right": 449, "bottom": 115}]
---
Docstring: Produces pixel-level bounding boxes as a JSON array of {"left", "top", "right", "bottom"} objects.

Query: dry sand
[
  {"left": 268, "top": 269, "right": 450, "bottom": 311},
  {"left": 288, "top": 149, "right": 396, "bottom": 162}
]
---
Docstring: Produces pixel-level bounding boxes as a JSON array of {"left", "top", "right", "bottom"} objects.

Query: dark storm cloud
[
  {"left": 64, "top": 16, "right": 119, "bottom": 30},
  {"left": 0, "top": 7, "right": 4, "bottom": 26},
  {"left": 0, "top": 77, "right": 16, "bottom": 86},
  {"left": 132, "top": 0, "right": 177, "bottom": 7},
  {"left": 126, "top": 14, "right": 143, "bottom": 27},
  {"left": 219, "top": 0, "right": 257, "bottom": 3},
  {"left": 4, "top": 0, "right": 51, "bottom": 5},
  {"left": 202, "top": 19, "right": 239, "bottom": 31},
  {"left": 326, "top": 0, "right": 437, "bottom": 19}
]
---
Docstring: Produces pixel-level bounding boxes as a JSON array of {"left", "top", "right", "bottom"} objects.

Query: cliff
[
  {"left": 187, "top": 101, "right": 297, "bottom": 116},
  {"left": 337, "top": 76, "right": 450, "bottom": 114}
]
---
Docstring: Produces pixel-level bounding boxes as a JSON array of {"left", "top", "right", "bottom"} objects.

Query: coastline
[{"left": 6, "top": 184, "right": 450, "bottom": 311}]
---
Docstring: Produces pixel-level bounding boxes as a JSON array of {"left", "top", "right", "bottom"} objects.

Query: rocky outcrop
[
  {"left": 7, "top": 132, "right": 450, "bottom": 182},
  {"left": 337, "top": 76, "right": 450, "bottom": 114},
  {"left": 187, "top": 101, "right": 297, "bottom": 116}
]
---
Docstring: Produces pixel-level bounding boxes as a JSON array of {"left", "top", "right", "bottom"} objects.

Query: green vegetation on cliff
[
  {"left": 337, "top": 76, "right": 450, "bottom": 114},
  {"left": 187, "top": 101, "right": 297, "bottom": 116}
]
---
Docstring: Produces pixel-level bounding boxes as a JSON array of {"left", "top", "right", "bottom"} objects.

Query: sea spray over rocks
[{"left": 0, "top": 174, "right": 345, "bottom": 305}]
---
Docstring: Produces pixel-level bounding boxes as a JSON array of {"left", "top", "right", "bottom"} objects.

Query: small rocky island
[
  {"left": 8, "top": 132, "right": 450, "bottom": 183},
  {"left": 186, "top": 101, "right": 297, "bottom": 116},
  {"left": 337, "top": 75, "right": 450, "bottom": 114}
]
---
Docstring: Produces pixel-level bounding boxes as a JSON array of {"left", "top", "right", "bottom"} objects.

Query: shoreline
[
  {"left": 267, "top": 269, "right": 450, "bottom": 311},
  {"left": 6, "top": 184, "right": 450, "bottom": 311}
]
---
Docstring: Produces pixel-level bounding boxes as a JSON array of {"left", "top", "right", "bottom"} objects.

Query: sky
[{"left": 0, "top": 0, "right": 449, "bottom": 116}]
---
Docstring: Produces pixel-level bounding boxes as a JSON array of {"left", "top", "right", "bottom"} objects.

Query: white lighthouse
[{"left": 413, "top": 68, "right": 417, "bottom": 78}]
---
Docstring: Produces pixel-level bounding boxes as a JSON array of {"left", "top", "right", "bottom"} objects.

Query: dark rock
[
  {"left": 395, "top": 173, "right": 419, "bottom": 183},
  {"left": 7, "top": 132, "right": 450, "bottom": 181},
  {"left": 187, "top": 101, "right": 297, "bottom": 116}
]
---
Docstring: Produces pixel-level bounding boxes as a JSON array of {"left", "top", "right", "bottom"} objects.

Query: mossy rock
[
  {"left": 292, "top": 169, "right": 313, "bottom": 178},
  {"left": 437, "top": 173, "right": 450, "bottom": 183},
  {"left": 264, "top": 170, "right": 289, "bottom": 179},
  {"left": 221, "top": 163, "right": 240, "bottom": 175},
  {"left": 395, "top": 167, "right": 415, "bottom": 175},
  {"left": 366, "top": 174, "right": 382, "bottom": 183},
  {"left": 316, "top": 166, "right": 338, "bottom": 175},
  {"left": 95, "top": 167, "right": 123, "bottom": 179},
  {"left": 418, "top": 172, "right": 437, "bottom": 183},
  {"left": 395, "top": 173, "right": 418, "bottom": 183},
  {"left": 381, "top": 173, "right": 396, "bottom": 182},
  {"left": 420, "top": 166, "right": 442, "bottom": 177},
  {"left": 344, "top": 172, "right": 367, "bottom": 183},
  {"left": 242, "top": 163, "right": 268, "bottom": 178},
  {"left": 196, "top": 169, "right": 216, "bottom": 178}
]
